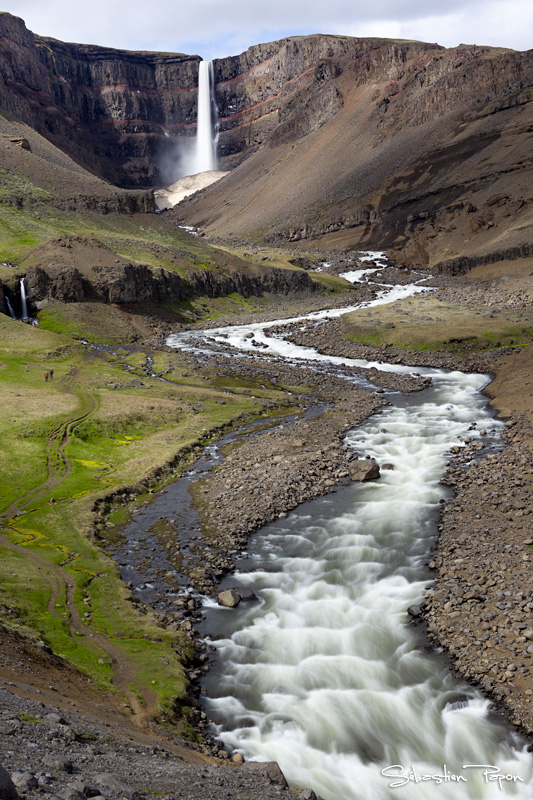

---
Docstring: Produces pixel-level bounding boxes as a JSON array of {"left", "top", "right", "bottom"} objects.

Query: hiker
[
  {"left": 49, "top": 369, "right": 54, "bottom": 379},
  {"left": 44, "top": 372, "right": 49, "bottom": 381}
]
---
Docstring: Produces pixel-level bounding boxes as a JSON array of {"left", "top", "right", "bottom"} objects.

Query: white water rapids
[{"left": 166, "top": 261, "right": 533, "bottom": 798}]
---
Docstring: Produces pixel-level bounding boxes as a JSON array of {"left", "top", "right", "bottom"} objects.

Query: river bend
[{"left": 166, "top": 260, "right": 533, "bottom": 799}]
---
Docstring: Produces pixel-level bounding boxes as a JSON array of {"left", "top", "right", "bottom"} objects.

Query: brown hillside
[{"left": 173, "top": 41, "right": 533, "bottom": 269}]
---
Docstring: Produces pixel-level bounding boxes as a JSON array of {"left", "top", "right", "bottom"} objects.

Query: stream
[{"left": 164, "top": 258, "right": 533, "bottom": 798}]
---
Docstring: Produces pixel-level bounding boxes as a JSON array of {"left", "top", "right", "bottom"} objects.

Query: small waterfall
[
  {"left": 193, "top": 60, "right": 218, "bottom": 173},
  {"left": 20, "top": 277, "right": 28, "bottom": 319},
  {"left": 5, "top": 296, "right": 16, "bottom": 319}
]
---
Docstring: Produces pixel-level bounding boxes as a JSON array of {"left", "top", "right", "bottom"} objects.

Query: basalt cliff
[{"left": 1, "top": 12, "right": 533, "bottom": 268}]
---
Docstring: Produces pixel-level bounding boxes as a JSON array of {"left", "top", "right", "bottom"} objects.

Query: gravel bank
[
  {"left": 421, "top": 413, "right": 533, "bottom": 736},
  {"left": 0, "top": 650, "right": 305, "bottom": 800},
  {"left": 253, "top": 315, "right": 533, "bottom": 737},
  {"left": 279, "top": 317, "right": 510, "bottom": 372}
]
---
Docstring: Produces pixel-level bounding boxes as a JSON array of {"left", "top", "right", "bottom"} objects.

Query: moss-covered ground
[
  {"left": 0, "top": 282, "right": 293, "bottom": 725},
  {"left": 339, "top": 293, "right": 533, "bottom": 353}
]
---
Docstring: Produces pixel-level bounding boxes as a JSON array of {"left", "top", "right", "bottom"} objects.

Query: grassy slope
[
  {"left": 0, "top": 162, "right": 331, "bottom": 726},
  {"left": 0, "top": 308, "right": 294, "bottom": 724},
  {"left": 339, "top": 293, "right": 533, "bottom": 353}
]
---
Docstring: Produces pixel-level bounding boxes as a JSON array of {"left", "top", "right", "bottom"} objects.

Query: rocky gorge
[
  {"left": 1, "top": 252, "right": 533, "bottom": 799},
  {"left": 1, "top": 10, "right": 533, "bottom": 799},
  {"left": 2, "top": 9, "right": 532, "bottom": 261}
]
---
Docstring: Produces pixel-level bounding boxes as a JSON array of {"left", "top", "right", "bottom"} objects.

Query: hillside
[
  {"left": 1, "top": 13, "right": 533, "bottom": 796},
  {"left": 1, "top": 12, "right": 532, "bottom": 273},
  {"left": 176, "top": 40, "right": 533, "bottom": 271}
]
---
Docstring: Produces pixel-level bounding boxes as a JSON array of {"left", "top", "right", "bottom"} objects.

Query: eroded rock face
[
  {"left": 3, "top": 11, "right": 531, "bottom": 197},
  {"left": 21, "top": 238, "right": 315, "bottom": 307},
  {"left": 0, "top": 13, "right": 199, "bottom": 187}
]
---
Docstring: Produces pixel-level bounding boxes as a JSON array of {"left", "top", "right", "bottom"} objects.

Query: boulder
[
  {"left": 11, "top": 772, "right": 37, "bottom": 791},
  {"left": 93, "top": 774, "right": 135, "bottom": 797},
  {"left": 217, "top": 589, "right": 241, "bottom": 608},
  {"left": 43, "top": 712, "right": 67, "bottom": 725},
  {"left": 241, "top": 761, "right": 288, "bottom": 787},
  {"left": 235, "top": 587, "right": 259, "bottom": 602},
  {"left": 58, "top": 789, "right": 86, "bottom": 800},
  {"left": 0, "top": 763, "right": 18, "bottom": 800},
  {"left": 348, "top": 459, "right": 380, "bottom": 482}
]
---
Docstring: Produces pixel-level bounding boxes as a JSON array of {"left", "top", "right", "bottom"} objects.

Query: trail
[{"left": 0, "top": 363, "right": 157, "bottom": 721}]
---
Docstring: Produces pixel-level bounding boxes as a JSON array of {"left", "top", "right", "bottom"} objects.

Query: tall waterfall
[
  {"left": 192, "top": 60, "right": 218, "bottom": 173},
  {"left": 20, "top": 278, "right": 28, "bottom": 319}
]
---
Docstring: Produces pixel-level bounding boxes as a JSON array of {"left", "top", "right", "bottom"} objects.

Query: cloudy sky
[{"left": 2, "top": 0, "right": 531, "bottom": 58}]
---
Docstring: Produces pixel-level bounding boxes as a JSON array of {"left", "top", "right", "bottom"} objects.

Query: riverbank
[
  {"left": 0, "top": 622, "right": 302, "bottom": 800},
  {"left": 2, "top": 259, "right": 533, "bottom": 798},
  {"left": 423, "top": 344, "right": 533, "bottom": 736},
  {"left": 254, "top": 310, "right": 533, "bottom": 738}
]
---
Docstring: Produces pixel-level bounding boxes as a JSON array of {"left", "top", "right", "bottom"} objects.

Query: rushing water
[
  {"left": 5, "top": 295, "right": 16, "bottom": 319},
  {"left": 166, "top": 260, "right": 533, "bottom": 798},
  {"left": 192, "top": 59, "right": 218, "bottom": 173},
  {"left": 20, "top": 277, "right": 28, "bottom": 320}
]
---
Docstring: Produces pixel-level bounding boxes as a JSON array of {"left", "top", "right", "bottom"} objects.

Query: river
[{"left": 166, "top": 259, "right": 533, "bottom": 799}]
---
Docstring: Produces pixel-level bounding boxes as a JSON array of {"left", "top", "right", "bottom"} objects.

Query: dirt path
[{"left": 0, "top": 363, "right": 159, "bottom": 722}]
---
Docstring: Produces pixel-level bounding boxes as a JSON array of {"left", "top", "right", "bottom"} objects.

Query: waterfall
[
  {"left": 20, "top": 278, "right": 28, "bottom": 319},
  {"left": 5, "top": 296, "right": 16, "bottom": 319},
  {"left": 192, "top": 60, "right": 218, "bottom": 173}
]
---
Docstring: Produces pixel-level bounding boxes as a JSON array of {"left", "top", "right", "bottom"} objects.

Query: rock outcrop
[
  {"left": 2, "top": 13, "right": 532, "bottom": 267},
  {"left": 20, "top": 237, "right": 315, "bottom": 307}
]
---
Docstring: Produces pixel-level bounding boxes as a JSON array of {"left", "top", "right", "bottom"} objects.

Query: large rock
[
  {"left": 0, "top": 763, "right": 18, "bottom": 800},
  {"left": 217, "top": 589, "right": 241, "bottom": 608},
  {"left": 241, "top": 761, "right": 288, "bottom": 787},
  {"left": 235, "top": 587, "right": 259, "bottom": 602},
  {"left": 93, "top": 774, "right": 135, "bottom": 797},
  {"left": 348, "top": 459, "right": 380, "bottom": 482},
  {"left": 11, "top": 772, "right": 37, "bottom": 792}
]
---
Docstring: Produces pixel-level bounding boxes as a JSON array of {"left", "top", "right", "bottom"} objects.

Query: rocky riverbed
[
  {"left": 2, "top": 263, "right": 533, "bottom": 800},
  {"left": 240, "top": 309, "right": 533, "bottom": 740},
  {"left": 101, "top": 292, "right": 533, "bottom": 751},
  {"left": 0, "top": 627, "right": 305, "bottom": 800}
]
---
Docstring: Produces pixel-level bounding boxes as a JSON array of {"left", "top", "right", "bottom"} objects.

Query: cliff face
[
  {"left": 0, "top": 13, "right": 199, "bottom": 186},
  {"left": 0, "top": 15, "right": 363, "bottom": 185},
  {"left": 2, "top": 12, "right": 532, "bottom": 268},
  {"left": 6, "top": 12, "right": 523, "bottom": 189},
  {"left": 18, "top": 236, "right": 315, "bottom": 309},
  {"left": 175, "top": 39, "right": 533, "bottom": 268}
]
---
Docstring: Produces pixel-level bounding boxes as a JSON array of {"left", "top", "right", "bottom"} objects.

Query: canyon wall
[
  {"left": 7, "top": 12, "right": 530, "bottom": 189},
  {"left": 0, "top": 13, "right": 199, "bottom": 186},
  {"left": 1, "top": 12, "right": 532, "bottom": 265}
]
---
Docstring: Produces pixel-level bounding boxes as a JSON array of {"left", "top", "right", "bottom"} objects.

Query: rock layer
[{"left": 16, "top": 236, "right": 315, "bottom": 308}]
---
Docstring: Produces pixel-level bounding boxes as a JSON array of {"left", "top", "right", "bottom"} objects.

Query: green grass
[
  {"left": 0, "top": 307, "right": 296, "bottom": 716},
  {"left": 38, "top": 302, "right": 137, "bottom": 344},
  {"left": 17, "top": 713, "right": 43, "bottom": 724},
  {"left": 311, "top": 272, "right": 354, "bottom": 293},
  {"left": 339, "top": 295, "right": 533, "bottom": 354}
]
